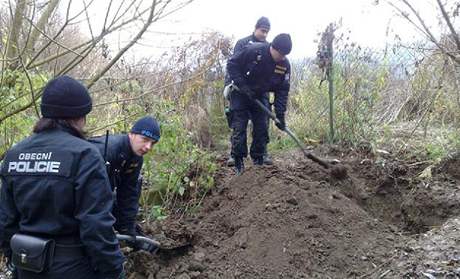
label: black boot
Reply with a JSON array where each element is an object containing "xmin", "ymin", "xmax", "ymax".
[
  {"xmin": 263, "ymin": 153, "xmax": 273, "ymax": 165},
  {"xmin": 252, "ymin": 157, "xmax": 264, "ymax": 166},
  {"xmin": 235, "ymin": 157, "xmax": 245, "ymax": 175},
  {"xmin": 226, "ymin": 155, "xmax": 235, "ymax": 167}
]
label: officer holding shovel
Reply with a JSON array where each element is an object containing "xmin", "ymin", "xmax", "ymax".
[{"xmin": 226, "ymin": 33, "xmax": 292, "ymax": 175}]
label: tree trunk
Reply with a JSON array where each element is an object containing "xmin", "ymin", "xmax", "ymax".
[
  {"xmin": 25, "ymin": 0, "xmax": 60, "ymax": 55},
  {"xmin": 6, "ymin": 0, "xmax": 27, "ymax": 68}
]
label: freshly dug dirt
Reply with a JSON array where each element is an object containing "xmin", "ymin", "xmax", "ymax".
[
  {"xmin": 1, "ymin": 148, "xmax": 459, "ymax": 279},
  {"xmin": 125, "ymin": 148, "xmax": 460, "ymax": 278}
]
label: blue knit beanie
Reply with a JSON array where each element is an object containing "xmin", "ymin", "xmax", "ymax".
[{"xmin": 130, "ymin": 116, "xmax": 160, "ymax": 141}]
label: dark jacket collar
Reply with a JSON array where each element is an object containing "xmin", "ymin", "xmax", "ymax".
[
  {"xmin": 263, "ymin": 43, "xmax": 275, "ymax": 64},
  {"xmin": 251, "ymin": 33, "xmax": 265, "ymax": 43},
  {"xmin": 56, "ymin": 123, "xmax": 85, "ymax": 139}
]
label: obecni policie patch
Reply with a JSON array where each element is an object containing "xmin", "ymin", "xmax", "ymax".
[
  {"xmin": 1, "ymin": 150, "xmax": 72, "ymax": 177},
  {"xmin": 8, "ymin": 160, "xmax": 60, "ymax": 173}
]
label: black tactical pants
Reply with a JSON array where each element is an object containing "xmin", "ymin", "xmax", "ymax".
[{"xmin": 231, "ymin": 103, "xmax": 268, "ymax": 160}]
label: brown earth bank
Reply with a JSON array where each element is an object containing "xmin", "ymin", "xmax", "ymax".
[
  {"xmin": 1, "ymin": 147, "xmax": 459, "ymax": 279},
  {"xmin": 125, "ymin": 147, "xmax": 460, "ymax": 279}
]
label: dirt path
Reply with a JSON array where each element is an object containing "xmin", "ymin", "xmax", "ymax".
[{"xmin": 126, "ymin": 148, "xmax": 460, "ymax": 278}]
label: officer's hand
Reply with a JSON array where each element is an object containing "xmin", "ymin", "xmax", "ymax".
[
  {"xmin": 275, "ymin": 116, "xmax": 286, "ymax": 131},
  {"xmin": 6, "ymin": 258, "xmax": 18, "ymax": 279},
  {"xmin": 117, "ymin": 226, "xmax": 139, "ymax": 251},
  {"xmin": 223, "ymin": 84, "xmax": 232, "ymax": 100},
  {"xmin": 118, "ymin": 269, "xmax": 126, "ymax": 279},
  {"xmin": 6, "ymin": 258, "xmax": 15, "ymax": 271},
  {"xmin": 134, "ymin": 238, "xmax": 159, "ymax": 254},
  {"xmin": 117, "ymin": 226, "xmax": 136, "ymax": 237}
]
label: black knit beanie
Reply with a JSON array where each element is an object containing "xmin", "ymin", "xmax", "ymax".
[
  {"xmin": 271, "ymin": 33, "xmax": 292, "ymax": 55},
  {"xmin": 255, "ymin": 17, "xmax": 270, "ymax": 30},
  {"xmin": 40, "ymin": 76, "xmax": 92, "ymax": 118}
]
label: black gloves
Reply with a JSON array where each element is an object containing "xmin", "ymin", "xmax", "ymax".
[
  {"xmin": 118, "ymin": 224, "xmax": 158, "ymax": 254},
  {"xmin": 275, "ymin": 115, "xmax": 286, "ymax": 131},
  {"xmin": 131, "ymin": 237, "xmax": 159, "ymax": 254},
  {"xmin": 240, "ymin": 85, "xmax": 257, "ymax": 99},
  {"xmin": 117, "ymin": 226, "xmax": 136, "ymax": 237},
  {"xmin": 118, "ymin": 270, "xmax": 126, "ymax": 279}
]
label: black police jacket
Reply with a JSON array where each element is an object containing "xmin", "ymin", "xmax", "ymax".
[
  {"xmin": 225, "ymin": 34, "xmax": 266, "ymax": 86},
  {"xmin": 227, "ymin": 42, "xmax": 291, "ymax": 118},
  {"xmin": 0, "ymin": 126, "xmax": 124, "ymax": 275},
  {"xmin": 234, "ymin": 34, "xmax": 265, "ymax": 54},
  {"xmin": 89, "ymin": 134, "xmax": 143, "ymax": 235}
]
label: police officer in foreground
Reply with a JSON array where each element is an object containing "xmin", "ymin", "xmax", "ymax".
[
  {"xmin": 227, "ymin": 33, "xmax": 292, "ymax": 175},
  {"xmin": 89, "ymin": 116, "xmax": 160, "ymax": 242},
  {"xmin": 0, "ymin": 76, "xmax": 125, "ymax": 278},
  {"xmin": 225, "ymin": 16, "xmax": 273, "ymax": 167}
]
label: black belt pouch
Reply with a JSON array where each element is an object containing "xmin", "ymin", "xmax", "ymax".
[{"xmin": 10, "ymin": 233, "xmax": 55, "ymax": 273}]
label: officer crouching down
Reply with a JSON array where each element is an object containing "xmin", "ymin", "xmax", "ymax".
[
  {"xmin": 0, "ymin": 76, "xmax": 125, "ymax": 279},
  {"xmin": 89, "ymin": 116, "xmax": 160, "ymax": 248}
]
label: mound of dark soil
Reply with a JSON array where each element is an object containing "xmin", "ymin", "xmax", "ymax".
[
  {"xmin": 124, "ymin": 148, "xmax": 460, "ymax": 278},
  {"xmin": 2, "ymin": 148, "xmax": 459, "ymax": 279}
]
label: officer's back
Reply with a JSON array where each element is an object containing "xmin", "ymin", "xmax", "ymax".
[
  {"xmin": 0, "ymin": 76, "xmax": 124, "ymax": 279},
  {"xmin": 2, "ymin": 129, "xmax": 103, "ymax": 236}
]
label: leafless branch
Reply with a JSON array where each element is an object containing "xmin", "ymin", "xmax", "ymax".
[
  {"xmin": 388, "ymin": 0, "xmax": 460, "ymax": 64},
  {"xmin": 25, "ymin": 0, "xmax": 60, "ymax": 53},
  {"xmin": 27, "ymin": 4, "xmax": 151, "ymax": 70},
  {"xmin": 0, "ymin": 89, "xmax": 44, "ymax": 124},
  {"xmin": 436, "ymin": 0, "xmax": 460, "ymax": 50},
  {"xmin": 83, "ymin": 0, "xmax": 95, "ymax": 40},
  {"xmin": 93, "ymin": 49, "xmax": 219, "ymax": 107},
  {"xmin": 56, "ymin": 42, "xmax": 96, "ymax": 76},
  {"xmin": 18, "ymin": 54, "xmax": 40, "ymax": 118},
  {"xmin": 87, "ymin": 112, "xmax": 142, "ymax": 134},
  {"xmin": 23, "ymin": 16, "xmax": 85, "ymax": 58},
  {"xmin": 87, "ymin": 0, "xmax": 158, "ymax": 89},
  {"xmin": 102, "ymin": 0, "xmax": 114, "ymax": 31},
  {"xmin": 19, "ymin": 0, "xmax": 37, "ymax": 58},
  {"xmin": 25, "ymin": 0, "xmax": 73, "ymax": 68}
]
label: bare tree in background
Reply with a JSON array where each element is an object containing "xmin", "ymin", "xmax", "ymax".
[
  {"xmin": 0, "ymin": 0, "xmax": 194, "ymax": 124},
  {"xmin": 380, "ymin": 0, "xmax": 460, "ymax": 121},
  {"xmin": 381, "ymin": 0, "xmax": 460, "ymax": 65}
]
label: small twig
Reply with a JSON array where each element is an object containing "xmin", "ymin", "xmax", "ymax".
[
  {"xmin": 18, "ymin": 54, "xmax": 40, "ymax": 118},
  {"xmin": 87, "ymin": 112, "xmax": 141, "ymax": 134},
  {"xmin": 358, "ymin": 255, "xmax": 396, "ymax": 278},
  {"xmin": 379, "ymin": 269, "xmax": 391, "ymax": 278},
  {"xmin": 406, "ymin": 160, "xmax": 433, "ymax": 167}
]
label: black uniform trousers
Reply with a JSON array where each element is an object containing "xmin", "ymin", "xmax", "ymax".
[{"xmin": 230, "ymin": 92, "xmax": 269, "ymax": 160}]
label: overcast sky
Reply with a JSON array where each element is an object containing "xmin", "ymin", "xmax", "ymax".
[
  {"xmin": 144, "ymin": 0, "xmax": 437, "ymax": 57},
  {"xmin": 71, "ymin": 0, "xmax": 437, "ymax": 59}
]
